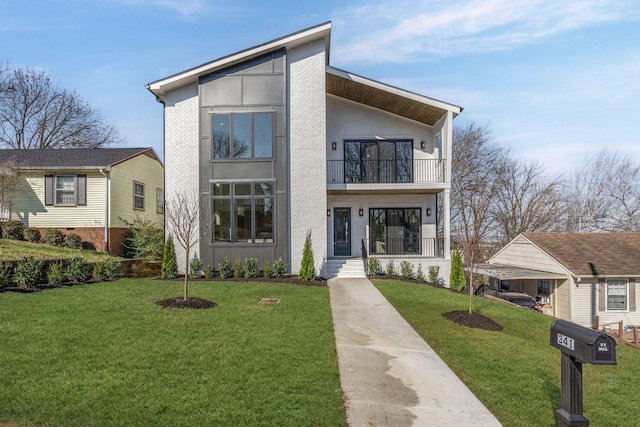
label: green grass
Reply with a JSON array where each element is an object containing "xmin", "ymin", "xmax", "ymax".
[
  {"xmin": 0, "ymin": 279, "xmax": 346, "ymax": 426},
  {"xmin": 373, "ymin": 279, "xmax": 640, "ymax": 427},
  {"xmin": 0, "ymin": 238, "xmax": 110, "ymax": 261}
]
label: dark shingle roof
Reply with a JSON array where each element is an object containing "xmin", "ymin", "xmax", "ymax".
[
  {"xmin": 0, "ymin": 148, "xmax": 160, "ymax": 169},
  {"xmin": 522, "ymin": 232, "xmax": 640, "ymax": 276}
]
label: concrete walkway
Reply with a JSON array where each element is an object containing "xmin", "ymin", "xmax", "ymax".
[{"xmin": 329, "ymin": 278, "xmax": 502, "ymax": 427}]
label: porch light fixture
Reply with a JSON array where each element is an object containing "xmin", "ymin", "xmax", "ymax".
[
  {"xmin": 426, "ymin": 208, "xmax": 432, "ymax": 216},
  {"xmin": 359, "ymin": 208, "xmax": 364, "ymax": 217},
  {"xmin": 327, "ymin": 209, "xmax": 331, "ymax": 217},
  {"xmin": 421, "ymin": 140, "xmax": 426, "ymax": 149},
  {"xmin": 331, "ymin": 141, "xmax": 337, "ymax": 150}
]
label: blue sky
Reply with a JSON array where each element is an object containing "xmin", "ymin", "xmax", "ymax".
[{"xmin": 2, "ymin": 0, "xmax": 639, "ymax": 175}]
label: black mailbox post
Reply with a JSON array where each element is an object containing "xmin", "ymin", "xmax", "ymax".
[{"xmin": 550, "ymin": 320, "xmax": 617, "ymax": 427}]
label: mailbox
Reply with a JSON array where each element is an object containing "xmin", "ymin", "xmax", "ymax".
[{"xmin": 550, "ymin": 320, "xmax": 616, "ymax": 365}]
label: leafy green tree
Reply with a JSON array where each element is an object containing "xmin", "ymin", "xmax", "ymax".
[
  {"xmin": 298, "ymin": 230, "xmax": 315, "ymax": 281},
  {"xmin": 450, "ymin": 250, "xmax": 465, "ymax": 291},
  {"xmin": 121, "ymin": 215, "xmax": 164, "ymax": 260},
  {"xmin": 161, "ymin": 236, "xmax": 178, "ymax": 279}
]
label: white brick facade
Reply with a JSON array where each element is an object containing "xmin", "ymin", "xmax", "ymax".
[{"xmin": 287, "ymin": 39, "xmax": 328, "ymax": 276}]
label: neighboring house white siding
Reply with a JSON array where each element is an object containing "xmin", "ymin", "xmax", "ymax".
[
  {"xmin": 10, "ymin": 171, "xmax": 106, "ymax": 228},
  {"xmin": 555, "ymin": 278, "xmax": 572, "ymax": 322},
  {"xmin": 164, "ymin": 83, "xmax": 199, "ymax": 272},
  {"xmin": 287, "ymin": 38, "xmax": 327, "ymax": 275}
]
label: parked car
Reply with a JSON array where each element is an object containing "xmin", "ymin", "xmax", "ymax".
[{"xmin": 500, "ymin": 292, "xmax": 542, "ymax": 311}]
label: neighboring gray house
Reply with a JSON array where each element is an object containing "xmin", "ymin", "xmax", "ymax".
[
  {"xmin": 147, "ymin": 22, "xmax": 461, "ymax": 279},
  {"xmin": 478, "ymin": 232, "xmax": 640, "ymax": 328}
]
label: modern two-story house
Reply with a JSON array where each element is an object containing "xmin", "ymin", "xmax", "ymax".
[{"xmin": 147, "ymin": 22, "xmax": 461, "ymax": 279}]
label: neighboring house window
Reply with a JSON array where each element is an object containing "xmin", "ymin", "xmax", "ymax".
[
  {"xmin": 211, "ymin": 181, "xmax": 274, "ymax": 244},
  {"xmin": 344, "ymin": 139, "xmax": 413, "ymax": 183},
  {"xmin": 44, "ymin": 174, "xmax": 86, "ymax": 207},
  {"xmin": 607, "ymin": 280, "xmax": 628, "ymax": 311},
  {"xmin": 156, "ymin": 188, "xmax": 164, "ymax": 214},
  {"xmin": 500, "ymin": 280, "xmax": 510, "ymax": 291},
  {"xmin": 537, "ymin": 280, "xmax": 550, "ymax": 296},
  {"xmin": 212, "ymin": 113, "xmax": 274, "ymax": 159},
  {"xmin": 134, "ymin": 182, "xmax": 145, "ymax": 210}
]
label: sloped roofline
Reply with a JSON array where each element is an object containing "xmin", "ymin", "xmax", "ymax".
[
  {"xmin": 326, "ymin": 66, "xmax": 462, "ymax": 116},
  {"xmin": 146, "ymin": 21, "xmax": 332, "ymax": 100},
  {"xmin": 488, "ymin": 233, "xmax": 573, "ymax": 276},
  {"xmin": 0, "ymin": 147, "xmax": 163, "ymax": 170}
]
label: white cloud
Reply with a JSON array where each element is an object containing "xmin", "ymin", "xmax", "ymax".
[{"xmin": 332, "ymin": 0, "xmax": 640, "ymax": 63}]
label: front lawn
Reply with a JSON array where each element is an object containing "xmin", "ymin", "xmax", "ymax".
[
  {"xmin": 373, "ymin": 279, "xmax": 640, "ymax": 427},
  {"xmin": 0, "ymin": 279, "xmax": 346, "ymax": 426},
  {"xmin": 0, "ymin": 238, "xmax": 110, "ymax": 261}
]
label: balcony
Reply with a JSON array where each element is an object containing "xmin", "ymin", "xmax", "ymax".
[
  {"xmin": 363, "ymin": 238, "xmax": 444, "ymax": 258},
  {"xmin": 327, "ymin": 159, "xmax": 446, "ymax": 185}
]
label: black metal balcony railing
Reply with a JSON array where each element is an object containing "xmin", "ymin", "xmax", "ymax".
[
  {"xmin": 327, "ymin": 159, "xmax": 446, "ymax": 184},
  {"xmin": 363, "ymin": 238, "xmax": 444, "ymax": 258}
]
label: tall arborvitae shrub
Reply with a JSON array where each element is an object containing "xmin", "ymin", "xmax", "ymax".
[
  {"xmin": 299, "ymin": 230, "xmax": 315, "ymax": 281},
  {"xmin": 161, "ymin": 236, "xmax": 178, "ymax": 279},
  {"xmin": 450, "ymin": 249, "xmax": 466, "ymax": 291}
]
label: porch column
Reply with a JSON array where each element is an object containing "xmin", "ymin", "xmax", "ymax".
[{"xmin": 443, "ymin": 188, "xmax": 451, "ymax": 259}]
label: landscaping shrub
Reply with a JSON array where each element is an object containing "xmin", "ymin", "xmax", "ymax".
[
  {"xmin": 14, "ymin": 256, "xmax": 43, "ymax": 288},
  {"xmin": 218, "ymin": 257, "xmax": 232, "ymax": 279},
  {"xmin": 244, "ymin": 257, "xmax": 259, "ymax": 279},
  {"xmin": 450, "ymin": 250, "xmax": 465, "ymax": 291},
  {"xmin": 189, "ymin": 254, "xmax": 203, "ymax": 279},
  {"xmin": 272, "ymin": 257, "xmax": 286, "ymax": 279},
  {"xmin": 385, "ymin": 260, "xmax": 395, "ymax": 276},
  {"xmin": 65, "ymin": 257, "xmax": 89, "ymax": 283},
  {"xmin": 298, "ymin": 230, "xmax": 315, "ymax": 281},
  {"xmin": 416, "ymin": 263, "xmax": 425, "ymax": 281},
  {"xmin": 262, "ymin": 261, "xmax": 273, "ymax": 278},
  {"xmin": 428, "ymin": 265, "xmax": 440, "ymax": 285},
  {"xmin": 103, "ymin": 257, "xmax": 121, "ymax": 280},
  {"xmin": 92, "ymin": 261, "xmax": 105, "ymax": 282},
  {"xmin": 47, "ymin": 262, "xmax": 65, "ymax": 285},
  {"xmin": 64, "ymin": 233, "xmax": 83, "ymax": 249},
  {"xmin": 400, "ymin": 261, "xmax": 414, "ymax": 279},
  {"xmin": 24, "ymin": 227, "xmax": 41, "ymax": 243},
  {"xmin": 0, "ymin": 262, "xmax": 12, "ymax": 287},
  {"xmin": 2, "ymin": 220, "xmax": 24, "ymax": 240},
  {"xmin": 204, "ymin": 264, "xmax": 214, "ymax": 279},
  {"xmin": 161, "ymin": 236, "xmax": 178, "ymax": 279},
  {"xmin": 121, "ymin": 215, "xmax": 164, "ymax": 260},
  {"xmin": 233, "ymin": 258, "xmax": 243, "ymax": 278},
  {"xmin": 367, "ymin": 258, "xmax": 381, "ymax": 276},
  {"xmin": 43, "ymin": 229, "xmax": 65, "ymax": 246}
]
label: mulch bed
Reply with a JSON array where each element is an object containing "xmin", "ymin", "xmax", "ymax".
[
  {"xmin": 156, "ymin": 297, "xmax": 218, "ymax": 309},
  {"xmin": 442, "ymin": 310, "xmax": 503, "ymax": 331}
]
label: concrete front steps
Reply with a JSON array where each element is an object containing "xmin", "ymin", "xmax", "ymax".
[{"xmin": 324, "ymin": 257, "xmax": 367, "ymax": 279}]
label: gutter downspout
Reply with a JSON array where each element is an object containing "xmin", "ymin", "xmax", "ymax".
[{"xmin": 99, "ymin": 166, "xmax": 111, "ymax": 254}]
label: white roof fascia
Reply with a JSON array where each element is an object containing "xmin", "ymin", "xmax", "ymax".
[
  {"xmin": 147, "ymin": 22, "xmax": 332, "ymax": 99},
  {"xmin": 326, "ymin": 66, "xmax": 462, "ymax": 115}
]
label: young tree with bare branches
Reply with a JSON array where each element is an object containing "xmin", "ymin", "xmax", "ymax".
[{"xmin": 164, "ymin": 191, "xmax": 214, "ymax": 301}]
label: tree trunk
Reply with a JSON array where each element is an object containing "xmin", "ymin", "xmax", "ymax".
[{"xmin": 183, "ymin": 247, "xmax": 190, "ymax": 301}]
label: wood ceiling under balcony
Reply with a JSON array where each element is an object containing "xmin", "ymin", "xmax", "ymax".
[{"xmin": 326, "ymin": 72, "xmax": 449, "ymax": 127}]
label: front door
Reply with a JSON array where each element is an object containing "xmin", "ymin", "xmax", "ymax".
[{"xmin": 334, "ymin": 207, "xmax": 351, "ymax": 256}]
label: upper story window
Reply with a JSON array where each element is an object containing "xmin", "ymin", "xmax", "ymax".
[
  {"xmin": 344, "ymin": 139, "xmax": 413, "ymax": 183},
  {"xmin": 212, "ymin": 113, "xmax": 273, "ymax": 159},
  {"xmin": 45, "ymin": 174, "xmax": 86, "ymax": 207},
  {"xmin": 134, "ymin": 182, "xmax": 145, "ymax": 210},
  {"xmin": 607, "ymin": 279, "xmax": 628, "ymax": 311}
]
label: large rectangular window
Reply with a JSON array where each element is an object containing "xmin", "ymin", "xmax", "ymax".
[
  {"xmin": 344, "ymin": 139, "xmax": 413, "ymax": 183},
  {"xmin": 133, "ymin": 182, "xmax": 145, "ymax": 210},
  {"xmin": 607, "ymin": 280, "xmax": 628, "ymax": 311},
  {"xmin": 212, "ymin": 113, "xmax": 274, "ymax": 159},
  {"xmin": 212, "ymin": 181, "xmax": 274, "ymax": 244},
  {"xmin": 369, "ymin": 208, "xmax": 421, "ymax": 255},
  {"xmin": 55, "ymin": 176, "xmax": 76, "ymax": 205}
]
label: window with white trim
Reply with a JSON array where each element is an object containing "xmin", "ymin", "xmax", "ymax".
[
  {"xmin": 156, "ymin": 188, "xmax": 164, "ymax": 214},
  {"xmin": 44, "ymin": 174, "xmax": 86, "ymax": 207},
  {"xmin": 607, "ymin": 280, "xmax": 628, "ymax": 311},
  {"xmin": 133, "ymin": 182, "xmax": 145, "ymax": 210}
]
